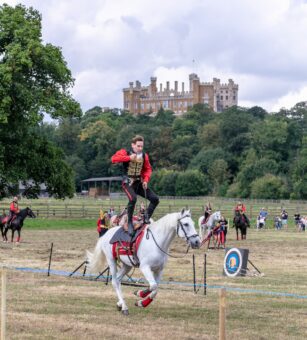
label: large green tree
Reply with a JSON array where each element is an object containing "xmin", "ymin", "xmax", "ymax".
[{"xmin": 0, "ymin": 4, "xmax": 81, "ymax": 198}]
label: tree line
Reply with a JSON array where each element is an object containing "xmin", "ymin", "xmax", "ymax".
[{"xmin": 42, "ymin": 102, "xmax": 307, "ymax": 199}]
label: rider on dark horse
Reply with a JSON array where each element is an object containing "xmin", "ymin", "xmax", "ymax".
[
  {"xmin": 7, "ymin": 196, "xmax": 20, "ymax": 227},
  {"xmin": 111, "ymin": 135, "xmax": 159, "ymax": 237},
  {"xmin": 234, "ymin": 201, "xmax": 250, "ymax": 227}
]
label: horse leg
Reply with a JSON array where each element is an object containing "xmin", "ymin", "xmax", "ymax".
[
  {"xmin": 243, "ymin": 227, "xmax": 247, "ymax": 240},
  {"xmin": 135, "ymin": 269, "xmax": 163, "ymax": 299},
  {"xmin": 136, "ymin": 265, "xmax": 158, "ymax": 308},
  {"xmin": 236, "ymin": 227, "xmax": 239, "ymax": 241},
  {"xmin": 16, "ymin": 229, "xmax": 21, "ymax": 243},
  {"xmin": 11, "ymin": 229, "xmax": 15, "ymax": 243},
  {"xmin": 108, "ymin": 260, "xmax": 129, "ymax": 315},
  {"xmin": 3, "ymin": 227, "xmax": 8, "ymax": 242}
]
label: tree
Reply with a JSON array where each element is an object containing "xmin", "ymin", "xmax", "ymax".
[
  {"xmin": 290, "ymin": 136, "xmax": 307, "ymax": 199},
  {"xmin": 208, "ymin": 159, "xmax": 230, "ymax": 196},
  {"xmin": 250, "ymin": 174, "xmax": 289, "ymax": 199},
  {"xmin": 0, "ymin": 4, "xmax": 81, "ymax": 198},
  {"xmin": 175, "ymin": 170, "xmax": 210, "ymax": 196}
]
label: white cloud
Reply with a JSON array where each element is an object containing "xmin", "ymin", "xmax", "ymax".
[
  {"xmin": 1, "ymin": 0, "xmax": 307, "ymax": 112},
  {"xmin": 271, "ymin": 86, "xmax": 307, "ymax": 112}
]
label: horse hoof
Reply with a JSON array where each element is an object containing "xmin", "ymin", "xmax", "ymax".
[{"xmin": 122, "ymin": 309, "xmax": 129, "ymax": 316}]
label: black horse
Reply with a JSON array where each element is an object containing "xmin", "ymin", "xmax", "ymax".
[
  {"xmin": 0, "ymin": 207, "xmax": 36, "ymax": 243},
  {"xmin": 233, "ymin": 211, "xmax": 249, "ymax": 240}
]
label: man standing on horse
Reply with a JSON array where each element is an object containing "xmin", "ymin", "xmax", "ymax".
[
  {"xmin": 7, "ymin": 196, "xmax": 20, "ymax": 226},
  {"xmin": 111, "ymin": 135, "xmax": 159, "ymax": 237}
]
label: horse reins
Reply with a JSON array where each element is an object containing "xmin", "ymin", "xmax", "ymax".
[{"xmin": 146, "ymin": 215, "xmax": 197, "ymax": 259}]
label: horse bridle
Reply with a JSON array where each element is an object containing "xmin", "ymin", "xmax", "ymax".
[
  {"xmin": 146, "ymin": 213, "xmax": 198, "ymax": 259},
  {"xmin": 176, "ymin": 214, "xmax": 198, "ymax": 242}
]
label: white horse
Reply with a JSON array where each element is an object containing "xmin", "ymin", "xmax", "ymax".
[
  {"xmin": 87, "ymin": 209, "xmax": 200, "ymax": 315},
  {"xmin": 198, "ymin": 211, "xmax": 222, "ymax": 241}
]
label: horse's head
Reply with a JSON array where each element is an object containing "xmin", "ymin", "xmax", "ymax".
[
  {"xmin": 213, "ymin": 211, "xmax": 222, "ymax": 221},
  {"xmin": 26, "ymin": 207, "xmax": 36, "ymax": 218},
  {"xmin": 177, "ymin": 209, "xmax": 200, "ymax": 249}
]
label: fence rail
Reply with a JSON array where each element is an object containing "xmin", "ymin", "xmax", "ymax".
[{"xmin": 1, "ymin": 197, "xmax": 306, "ymax": 220}]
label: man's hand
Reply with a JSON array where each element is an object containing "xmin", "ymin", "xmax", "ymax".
[
  {"xmin": 130, "ymin": 153, "xmax": 137, "ymax": 161},
  {"xmin": 142, "ymin": 181, "xmax": 148, "ymax": 190}
]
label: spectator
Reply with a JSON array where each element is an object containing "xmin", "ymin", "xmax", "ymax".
[
  {"xmin": 294, "ymin": 213, "xmax": 301, "ymax": 230},
  {"xmin": 97, "ymin": 211, "xmax": 110, "ymax": 238},
  {"xmin": 274, "ymin": 215, "xmax": 282, "ymax": 230},
  {"xmin": 218, "ymin": 216, "xmax": 228, "ymax": 240},
  {"xmin": 259, "ymin": 208, "xmax": 268, "ymax": 219},
  {"xmin": 280, "ymin": 209, "xmax": 288, "ymax": 230}
]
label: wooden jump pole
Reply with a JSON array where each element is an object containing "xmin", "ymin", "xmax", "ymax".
[
  {"xmin": 204, "ymin": 253, "xmax": 207, "ymax": 296},
  {"xmin": 1, "ymin": 268, "xmax": 7, "ymax": 340},
  {"xmin": 47, "ymin": 243, "xmax": 53, "ymax": 277},
  {"xmin": 192, "ymin": 254, "xmax": 196, "ymax": 293},
  {"xmin": 219, "ymin": 288, "xmax": 226, "ymax": 340}
]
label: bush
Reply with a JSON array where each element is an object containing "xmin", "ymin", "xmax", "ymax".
[
  {"xmin": 250, "ymin": 174, "xmax": 289, "ymax": 199},
  {"xmin": 175, "ymin": 170, "xmax": 210, "ymax": 196}
]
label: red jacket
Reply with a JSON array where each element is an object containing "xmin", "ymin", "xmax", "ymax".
[
  {"xmin": 97, "ymin": 218, "xmax": 108, "ymax": 233},
  {"xmin": 10, "ymin": 202, "xmax": 19, "ymax": 214},
  {"xmin": 111, "ymin": 149, "xmax": 152, "ymax": 183},
  {"xmin": 235, "ymin": 204, "xmax": 246, "ymax": 213}
]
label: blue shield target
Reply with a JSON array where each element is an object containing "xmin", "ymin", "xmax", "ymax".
[{"xmin": 223, "ymin": 248, "xmax": 249, "ymax": 277}]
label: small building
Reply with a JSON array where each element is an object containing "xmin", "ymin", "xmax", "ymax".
[
  {"xmin": 80, "ymin": 176, "xmax": 123, "ymax": 197},
  {"xmin": 19, "ymin": 181, "xmax": 48, "ymax": 197}
]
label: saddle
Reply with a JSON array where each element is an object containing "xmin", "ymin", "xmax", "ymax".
[{"xmin": 110, "ymin": 226, "xmax": 146, "ymax": 265}]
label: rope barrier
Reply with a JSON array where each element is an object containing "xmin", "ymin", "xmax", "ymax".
[{"xmin": 13, "ymin": 266, "xmax": 307, "ymax": 299}]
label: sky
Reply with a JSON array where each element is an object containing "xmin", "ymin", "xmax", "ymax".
[{"xmin": 2, "ymin": 0, "xmax": 307, "ymax": 113}]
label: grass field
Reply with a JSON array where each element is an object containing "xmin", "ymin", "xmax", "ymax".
[{"xmin": 1, "ymin": 220, "xmax": 306, "ymax": 339}]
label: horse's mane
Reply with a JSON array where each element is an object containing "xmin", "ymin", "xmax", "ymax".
[{"xmin": 149, "ymin": 212, "xmax": 179, "ymax": 232}]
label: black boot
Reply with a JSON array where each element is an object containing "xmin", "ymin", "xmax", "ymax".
[
  {"xmin": 127, "ymin": 203, "xmax": 135, "ymax": 237},
  {"xmin": 143, "ymin": 212, "xmax": 151, "ymax": 224},
  {"xmin": 128, "ymin": 221, "xmax": 135, "ymax": 237}
]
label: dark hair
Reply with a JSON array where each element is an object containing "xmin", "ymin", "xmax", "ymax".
[{"xmin": 131, "ymin": 135, "xmax": 144, "ymax": 144}]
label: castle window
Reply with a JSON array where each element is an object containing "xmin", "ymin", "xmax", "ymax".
[
  {"xmin": 233, "ymin": 96, "xmax": 236, "ymax": 100},
  {"xmin": 221, "ymin": 96, "xmax": 223, "ymax": 100},
  {"xmin": 226, "ymin": 96, "xmax": 228, "ymax": 100}
]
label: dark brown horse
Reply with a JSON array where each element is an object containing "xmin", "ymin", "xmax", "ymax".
[
  {"xmin": 0, "ymin": 207, "xmax": 36, "ymax": 243},
  {"xmin": 233, "ymin": 211, "xmax": 249, "ymax": 240}
]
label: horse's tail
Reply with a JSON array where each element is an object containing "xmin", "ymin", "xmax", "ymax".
[{"xmin": 86, "ymin": 239, "xmax": 106, "ymax": 273}]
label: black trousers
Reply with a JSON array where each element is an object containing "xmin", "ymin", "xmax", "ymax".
[{"xmin": 122, "ymin": 180, "xmax": 159, "ymax": 223}]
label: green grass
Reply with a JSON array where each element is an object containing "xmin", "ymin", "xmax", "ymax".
[{"xmin": 24, "ymin": 218, "xmax": 96, "ymax": 229}]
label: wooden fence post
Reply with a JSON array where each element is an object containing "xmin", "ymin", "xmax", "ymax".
[
  {"xmin": 1, "ymin": 268, "xmax": 7, "ymax": 340},
  {"xmin": 219, "ymin": 288, "xmax": 226, "ymax": 340}
]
